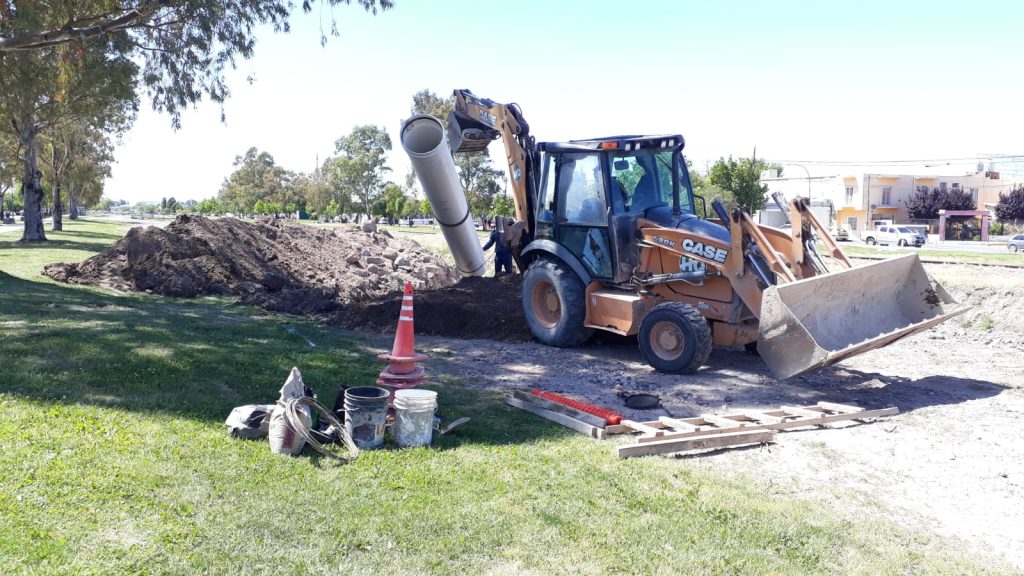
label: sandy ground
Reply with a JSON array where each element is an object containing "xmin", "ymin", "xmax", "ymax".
[{"xmin": 363, "ymin": 261, "xmax": 1024, "ymax": 569}]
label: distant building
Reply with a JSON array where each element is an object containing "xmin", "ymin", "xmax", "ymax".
[
  {"xmin": 184, "ymin": 199, "xmax": 198, "ymax": 208},
  {"xmin": 758, "ymin": 169, "xmax": 838, "ymax": 229},
  {"xmin": 760, "ymin": 167, "xmax": 1020, "ymax": 233}
]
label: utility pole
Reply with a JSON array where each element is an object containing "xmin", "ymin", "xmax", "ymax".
[
  {"xmin": 786, "ymin": 162, "xmax": 812, "ymax": 205},
  {"xmin": 751, "ymin": 146, "xmax": 757, "ymax": 214}
]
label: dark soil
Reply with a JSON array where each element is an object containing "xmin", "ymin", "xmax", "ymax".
[
  {"xmin": 43, "ymin": 216, "xmax": 533, "ymax": 341},
  {"xmin": 345, "ymin": 274, "xmax": 532, "ymax": 341},
  {"xmin": 44, "ymin": 215, "xmax": 459, "ymax": 316}
]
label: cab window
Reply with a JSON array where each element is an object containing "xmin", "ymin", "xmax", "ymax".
[
  {"xmin": 557, "ymin": 154, "xmax": 606, "ymax": 226},
  {"xmin": 537, "ymin": 153, "xmax": 555, "ymax": 223},
  {"xmin": 609, "ymin": 149, "xmax": 693, "ymax": 215}
]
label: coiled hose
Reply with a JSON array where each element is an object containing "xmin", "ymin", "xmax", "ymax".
[{"xmin": 283, "ymin": 396, "xmax": 359, "ymax": 462}]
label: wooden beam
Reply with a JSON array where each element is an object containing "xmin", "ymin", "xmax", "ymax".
[
  {"xmin": 617, "ymin": 430, "xmax": 775, "ymax": 458},
  {"xmin": 702, "ymin": 414, "xmax": 746, "ymax": 429},
  {"xmin": 510, "ymin": 391, "xmax": 608, "ymax": 428},
  {"xmin": 605, "ymin": 404, "xmax": 899, "ymax": 440},
  {"xmin": 633, "ymin": 407, "xmax": 899, "ymax": 443},
  {"xmin": 781, "ymin": 406, "xmax": 828, "ymax": 419},
  {"xmin": 817, "ymin": 401, "xmax": 865, "ymax": 414},
  {"xmin": 620, "ymin": 419, "xmax": 664, "ymax": 437},
  {"xmin": 657, "ymin": 416, "xmax": 700, "ymax": 431},
  {"xmin": 745, "ymin": 412, "xmax": 783, "ymax": 424},
  {"xmin": 505, "ymin": 397, "xmax": 606, "ymax": 439}
]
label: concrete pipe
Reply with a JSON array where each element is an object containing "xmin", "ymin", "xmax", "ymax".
[{"xmin": 401, "ymin": 115, "xmax": 486, "ymax": 276}]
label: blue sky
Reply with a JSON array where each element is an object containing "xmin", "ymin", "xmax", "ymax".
[{"xmin": 107, "ymin": 0, "xmax": 1024, "ymax": 203}]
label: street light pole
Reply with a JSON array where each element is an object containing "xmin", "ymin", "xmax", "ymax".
[{"xmin": 786, "ymin": 163, "xmax": 812, "ymax": 204}]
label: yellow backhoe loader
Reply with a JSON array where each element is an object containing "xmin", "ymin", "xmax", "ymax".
[{"xmin": 401, "ymin": 89, "xmax": 967, "ymax": 379}]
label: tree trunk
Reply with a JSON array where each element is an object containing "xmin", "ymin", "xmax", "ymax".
[
  {"xmin": 69, "ymin": 184, "xmax": 78, "ymax": 220},
  {"xmin": 51, "ymin": 179, "xmax": 63, "ymax": 231},
  {"xmin": 19, "ymin": 117, "xmax": 46, "ymax": 242},
  {"xmin": 0, "ymin": 190, "xmax": 6, "ymax": 220}
]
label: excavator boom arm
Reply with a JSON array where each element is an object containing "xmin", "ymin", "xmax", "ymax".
[{"xmin": 449, "ymin": 89, "xmax": 537, "ymax": 233}]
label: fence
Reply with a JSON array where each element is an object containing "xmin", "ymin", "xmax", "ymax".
[
  {"xmin": 904, "ymin": 219, "xmax": 943, "ymax": 235},
  {"xmin": 989, "ymin": 219, "xmax": 1023, "ymax": 236}
]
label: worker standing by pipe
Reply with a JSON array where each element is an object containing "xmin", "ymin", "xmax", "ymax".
[{"xmin": 483, "ymin": 217, "xmax": 515, "ymax": 275}]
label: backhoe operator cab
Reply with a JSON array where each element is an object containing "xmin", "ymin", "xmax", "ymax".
[
  {"xmin": 532, "ymin": 136, "xmax": 697, "ymax": 284},
  {"xmin": 519, "ymin": 135, "xmax": 742, "ymax": 374}
]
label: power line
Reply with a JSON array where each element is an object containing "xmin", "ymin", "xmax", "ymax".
[{"xmin": 775, "ymin": 154, "xmax": 1024, "ymax": 166}]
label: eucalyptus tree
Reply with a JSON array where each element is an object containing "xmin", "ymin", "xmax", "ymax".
[
  {"xmin": 0, "ymin": 133, "xmax": 17, "ymax": 220},
  {"xmin": 65, "ymin": 128, "xmax": 115, "ymax": 219},
  {"xmin": 218, "ymin": 148, "xmax": 291, "ymax": 214},
  {"xmin": 326, "ymin": 125, "xmax": 392, "ymax": 217},
  {"xmin": 0, "ymin": 0, "xmax": 393, "ymax": 240}
]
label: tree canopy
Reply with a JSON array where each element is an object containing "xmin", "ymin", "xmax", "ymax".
[
  {"xmin": 0, "ymin": 0, "xmax": 393, "ymax": 123},
  {"xmin": 326, "ymin": 125, "xmax": 392, "ymax": 216},
  {"xmin": 904, "ymin": 186, "xmax": 977, "ymax": 219},
  {"xmin": 707, "ymin": 156, "xmax": 779, "ymax": 212},
  {"xmin": 218, "ymin": 148, "xmax": 293, "ymax": 213},
  {"xmin": 994, "ymin": 185, "xmax": 1024, "ymax": 221},
  {"xmin": 0, "ymin": 0, "xmax": 393, "ymax": 240}
]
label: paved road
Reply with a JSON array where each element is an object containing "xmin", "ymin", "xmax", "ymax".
[{"xmin": 846, "ymin": 238, "xmax": 1017, "ymax": 254}]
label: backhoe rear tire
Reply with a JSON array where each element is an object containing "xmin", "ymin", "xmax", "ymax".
[
  {"xmin": 638, "ymin": 302, "xmax": 712, "ymax": 374},
  {"xmin": 522, "ymin": 258, "xmax": 593, "ymax": 347}
]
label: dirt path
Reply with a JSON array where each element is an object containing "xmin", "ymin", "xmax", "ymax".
[
  {"xmin": 356, "ymin": 265, "xmax": 1024, "ymax": 568},
  {"xmin": 402, "ymin": 334, "xmax": 1024, "ymax": 568}
]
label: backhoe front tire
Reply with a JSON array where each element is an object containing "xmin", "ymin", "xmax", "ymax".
[
  {"xmin": 638, "ymin": 302, "xmax": 712, "ymax": 374},
  {"xmin": 522, "ymin": 258, "xmax": 593, "ymax": 347}
]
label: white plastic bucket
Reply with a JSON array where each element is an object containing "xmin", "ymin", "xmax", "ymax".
[{"xmin": 393, "ymin": 389, "xmax": 438, "ymax": 448}]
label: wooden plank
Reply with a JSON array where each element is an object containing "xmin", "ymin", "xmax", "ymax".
[
  {"xmin": 620, "ymin": 419, "xmax": 664, "ymax": 437},
  {"xmin": 505, "ymin": 397, "xmax": 606, "ymax": 440},
  {"xmin": 607, "ymin": 404, "xmax": 897, "ymax": 440},
  {"xmin": 781, "ymin": 405, "xmax": 828, "ymax": 419},
  {"xmin": 702, "ymin": 414, "xmax": 747, "ymax": 429},
  {"xmin": 817, "ymin": 401, "xmax": 865, "ymax": 414},
  {"xmin": 657, "ymin": 416, "xmax": 700, "ymax": 431},
  {"xmin": 510, "ymin": 391, "xmax": 608, "ymax": 428},
  {"xmin": 633, "ymin": 406, "xmax": 899, "ymax": 443},
  {"xmin": 745, "ymin": 412, "xmax": 783, "ymax": 424},
  {"xmin": 617, "ymin": 430, "xmax": 775, "ymax": 459},
  {"xmin": 604, "ymin": 423, "xmax": 638, "ymax": 435}
]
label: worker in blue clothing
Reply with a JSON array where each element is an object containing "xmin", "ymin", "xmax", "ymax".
[{"xmin": 482, "ymin": 218, "xmax": 515, "ymax": 275}]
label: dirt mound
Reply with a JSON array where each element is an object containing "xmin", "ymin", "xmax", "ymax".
[
  {"xmin": 937, "ymin": 284, "xmax": 1024, "ymax": 347},
  {"xmin": 44, "ymin": 216, "xmax": 460, "ymax": 314},
  {"xmin": 345, "ymin": 274, "xmax": 532, "ymax": 341}
]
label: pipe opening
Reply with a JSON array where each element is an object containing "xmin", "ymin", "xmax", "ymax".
[{"xmin": 401, "ymin": 116, "xmax": 444, "ymax": 155}]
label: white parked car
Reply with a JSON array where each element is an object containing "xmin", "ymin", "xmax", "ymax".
[
  {"xmin": 863, "ymin": 225, "xmax": 925, "ymax": 247},
  {"xmin": 828, "ymin": 227, "xmax": 850, "ymax": 241}
]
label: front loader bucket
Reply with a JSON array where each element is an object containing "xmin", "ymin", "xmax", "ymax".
[{"xmin": 757, "ymin": 254, "xmax": 968, "ymax": 380}]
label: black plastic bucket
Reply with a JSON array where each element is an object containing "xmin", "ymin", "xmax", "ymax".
[{"xmin": 343, "ymin": 386, "xmax": 389, "ymax": 449}]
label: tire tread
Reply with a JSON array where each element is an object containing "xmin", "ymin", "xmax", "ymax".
[{"xmin": 638, "ymin": 302, "xmax": 712, "ymax": 374}]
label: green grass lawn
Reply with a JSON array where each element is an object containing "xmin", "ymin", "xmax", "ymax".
[{"xmin": 0, "ymin": 219, "xmax": 1008, "ymax": 575}]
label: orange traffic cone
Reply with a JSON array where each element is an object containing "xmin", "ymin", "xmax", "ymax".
[{"xmin": 377, "ymin": 282, "xmax": 428, "ymax": 390}]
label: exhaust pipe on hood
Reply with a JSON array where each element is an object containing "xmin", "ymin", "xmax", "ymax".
[{"xmin": 400, "ymin": 115, "xmax": 486, "ymax": 277}]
